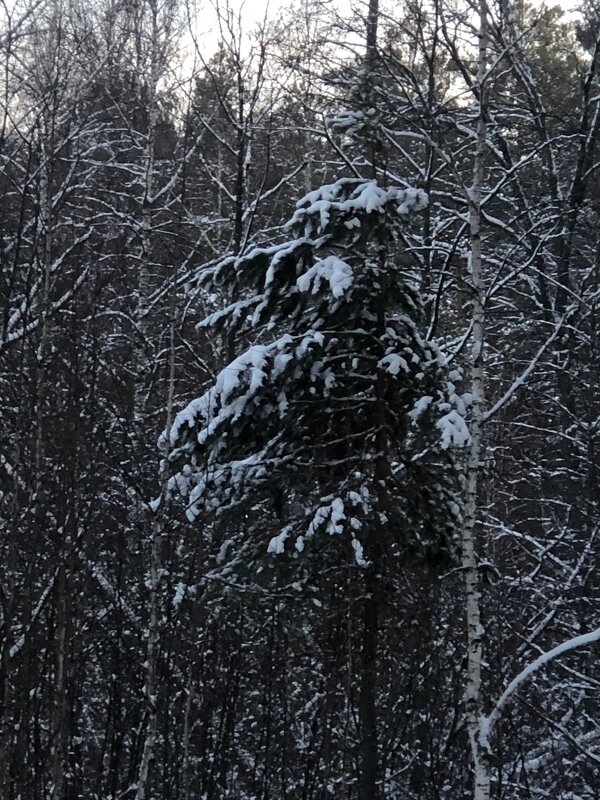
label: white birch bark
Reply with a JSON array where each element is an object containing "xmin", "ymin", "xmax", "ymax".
[
  {"xmin": 133, "ymin": 0, "xmax": 160, "ymax": 422},
  {"xmin": 463, "ymin": 1, "xmax": 491, "ymax": 799},
  {"xmin": 135, "ymin": 311, "xmax": 177, "ymax": 800},
  {"xmin": 134, "ymin": 4, "xmax": 174, "ymax": 797}
]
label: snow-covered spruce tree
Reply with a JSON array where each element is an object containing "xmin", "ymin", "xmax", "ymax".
[
  {"xmin": 169, "ymin": 179, "xmax": 468, "ymax": 544},
  {"xmin": 167, "ymin": 174, "xmax": 468, "ymax": 796}
]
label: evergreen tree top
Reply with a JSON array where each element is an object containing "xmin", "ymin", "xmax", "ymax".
[
  {"xmin": 167, "ymin": 175, "xmax": 467, "ymax": 565},
  {"xmin": 195, "ymin": 177, "xmax": 428, "ymax": 333}
]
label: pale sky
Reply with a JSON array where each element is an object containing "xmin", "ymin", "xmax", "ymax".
[
  {"xmin": 193, "ymin": 0, "xmax": 289, "ymax": 50},
  {"xmin": 192, "ymin": 0, "xmax": 582, "ymax": 58}
]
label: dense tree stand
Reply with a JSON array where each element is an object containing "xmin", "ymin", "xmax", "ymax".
[{"xmin": 0, "ymin": 1, "xmax": 599, "ymax": 798}]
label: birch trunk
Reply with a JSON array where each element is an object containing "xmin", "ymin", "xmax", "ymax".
[
  {"xmin": 134, "ymin": 5, "xmax": 169, "ymax": 797},
  {"xmin": 133, "ymin": 0, "xmax": 160, "ymax": 423},
  {"xmin": 463, "ymin": 1, "xmax": 492, "ymax": 798},
  {"xmin": 135, "ymin": 310, "xmax": 176, "ymax": 800}
]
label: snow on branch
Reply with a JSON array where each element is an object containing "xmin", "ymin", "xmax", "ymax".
[
  {"xmin": 483, "ymin": 307, "xmax": 576, "ymax": 423},
  {"xmin": 483, "ymin": 627, "xmax": 600, "ymax": 745},
  {"xmin": 296, "ymin": 256, "xmax": 353, "ymax": 299},
  {"xmin": 287, "ymin": 178, "xmax": 428, "ymax": 236}
]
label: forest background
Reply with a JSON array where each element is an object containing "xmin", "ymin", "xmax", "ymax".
[{"xmin": 0, "ymin": 0, "xmax": 598, "ymax": 798}]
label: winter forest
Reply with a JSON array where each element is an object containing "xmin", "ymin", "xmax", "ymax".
[{"xmin": 1, "ymin": 0, "xmax": 599, "ymax": 797}]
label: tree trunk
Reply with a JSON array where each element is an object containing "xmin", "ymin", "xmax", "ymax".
[
  {"xmin": 134, "ymin": 5, "xmax": 170, "ymax": 798},
  {"xmin": 359, "ymin": 565, "xmax": 379, "ymax": 800},
  {"xmin": 463, "ymin": 1, "xmax": 492, "ymax": 798},
  {"xmin": 135, "ymin": 228, "xmax": 178, "ymax": 800},
  {"xmin": 50, "ymin": 564, "xmax": 69, "ymax": 800}
]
